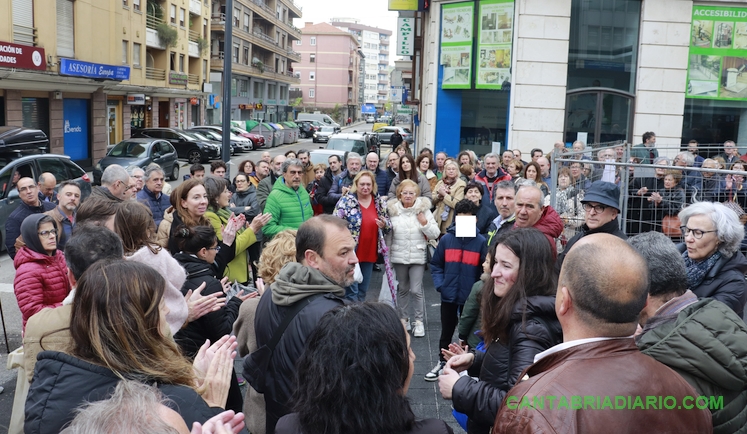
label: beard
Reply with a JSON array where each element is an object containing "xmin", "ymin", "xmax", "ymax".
[{"xmin": 63, "ymin": 203, "xmax": 77, "ymax": 212}]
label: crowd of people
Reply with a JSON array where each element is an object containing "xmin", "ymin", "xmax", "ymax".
[{"xmin": 6, "ymin": 137, "xmax": 747, "ymax": 434}]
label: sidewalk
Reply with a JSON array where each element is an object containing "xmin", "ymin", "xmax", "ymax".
[{"xmin": 363, "ymin": 266, "xmax": 466, "ymax": 433}]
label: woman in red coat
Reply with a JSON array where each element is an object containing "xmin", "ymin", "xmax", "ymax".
[{"xmin": 13, "ymin": 214, "xmax": 70, "ymax": 332}]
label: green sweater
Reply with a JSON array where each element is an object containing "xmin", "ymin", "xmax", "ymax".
[
  {"xmin": 458, "ymin": 279, "xmax": 485, "ymax": 349},
  {"xmin": 637, "ymin": 298, "xmax": 747, "ymax": 434},
  {"xmin": 262, "ymin": 177, "xmax": 312, "ymax": 239},
  {"xmin": 206, "ymin": 208, "xmax": 257, "ymax": 284}
]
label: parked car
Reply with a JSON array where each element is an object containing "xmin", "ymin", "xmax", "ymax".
[
  {"xmin": 296, "ymin": 113, "xmax": 341, "ymax": 131},
  {"xmin": 297, "ymin": 120, "xmax": 318, "ymax": 138},
  {"xmin": 131, "ymin": 128, "xmax": 221, "ymax": 164},
  {"xmin": 326, "ymin": 132, "xmax": 379, "ymax": 156},
  {"xmin": 0, "ymin": 126, "xmax": 49, "ymax": 152},
  {"xmin": 312, "ymin": 126, "xmax": 336, "ymax": 143},
  {"xmin": 365, "ymin": 115, "xmax": 376, "ymax": 124},
  {"xmin": 309, "ymin": 149, "xmax": 348, "ymax": 167},
  {"xmin": 194, "ymin": 125, "xmax": 264, "ymax": 150},
  {"xmin": 373, "ymin": 126, "xmax": 414, "ymax": 145},
  {"xmin": 188, "ymin": 129, "xmax": 240, "ymax": 154},
  {"xmin": 0, "ymin": 152, "xmax": 92, "ymax": 251},
  {"xmin": 94, "ymin": 138, "xmax": 180, "ymax": 185}
]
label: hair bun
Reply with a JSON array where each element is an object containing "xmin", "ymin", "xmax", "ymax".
[{"xmin": 175, "ymin": 225, "xmax": 192, "ymax": 238}]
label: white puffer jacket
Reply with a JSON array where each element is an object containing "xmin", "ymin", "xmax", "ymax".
[{"xmin": 387, "ymin": 197, "xmax": 440, "ymax": 265}]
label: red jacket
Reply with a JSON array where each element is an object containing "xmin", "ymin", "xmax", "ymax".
[{"xmin": 13, "ymin": 247, "xmax": 70, "ymax": 332}]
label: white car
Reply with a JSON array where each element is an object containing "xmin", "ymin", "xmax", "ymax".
[{"xmin": 365, "ymin": 115, "xmax": 375, "ymax": 123}]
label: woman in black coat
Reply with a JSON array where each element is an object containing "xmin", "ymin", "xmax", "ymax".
[
  {"xmin": 172, "ymin": 224, "xmax": 256, "ymax": 413},
  {"xmin": 438, "ymin": 229, "xmax": 562, "ymax": 434}
]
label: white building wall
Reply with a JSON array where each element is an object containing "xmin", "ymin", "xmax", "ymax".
[{"xmin": 419, "ymin": 3, "xmax": 442, "ymax": 154}]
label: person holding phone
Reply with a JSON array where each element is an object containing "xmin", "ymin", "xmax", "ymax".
[{"xmin": 173, "ymin": 224, "xmax": 257, "ymax": 414}]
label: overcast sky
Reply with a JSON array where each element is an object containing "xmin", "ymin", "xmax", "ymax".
[{"xmin": 292, "ymin": 0, "xmax": 399, "ymax": 34}]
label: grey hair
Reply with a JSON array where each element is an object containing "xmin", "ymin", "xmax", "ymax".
[
  {"xmin": 60, "ymin": 380, "xmax": 180, "ymax": 434},
  {"xmin": 495, "ymin": 180, "xmax": 517, "ymax": 192},
  {"xmin": 346, "ymin": 152, "xmax": 362, "ymax": 165},
  {"xmin": 653, "ymin": 156, "xmax": 671, "ymax": 165},
  {"xmin": 282, "ymin": 158, "xmax": 304, "ymax": 173},
  {"xmin": 483, "ymin": 152, "xmax": 499, "ymax": 162},
  {"xmin": 627, "ymin": 232, "xmax": 688, "ymax": 297},
  {"xmin": 101, "ymin": 164, "xmax": 130, "ymax": 187},
  {"xmin": 126, "ymin": 166, "xmax": 145, "ymax": 176},
  {"xmin": 38, "ymin": 173, "xmax": 55, "ymax": 184},
  {"xmin": 572, "ymin": 140, "xmax": 586, "ymax": 149},
  {"xmin": 678, "ymin": 202, "xmax": 744, "ymax": 257},
  {"xmin": 516, "ymin": 180, "xmax": 544, "ymax": 206},
  {"xmin": 143, "ymin": 164, "xmax": 165, "ymax": 181},
  {"xmin": 676, "ymin": 152, "xmax": 694, "ymax": 167}
]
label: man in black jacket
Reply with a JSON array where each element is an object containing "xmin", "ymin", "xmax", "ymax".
[
  {"xmin": 5, "ymin": 177, "xmax": 56, "ymax": 258},
  {"xmin": 556, "ymin": 180, "xmax": 627, "ymax": 271},
  {"xmin": 315, "ymin": 154, "xmax": 343, "ymax": 214},
  {"xmin": 246, "ymin": 215, "xmax": 352, "ymax": 433},
  {"xmin": 365, "ymin": 152, "xmax": 389, "ymax": 197}
]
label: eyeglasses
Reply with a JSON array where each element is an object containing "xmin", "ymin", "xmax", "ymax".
[
  {"xmin": 583, "ymin": 203, "xmax": 608, "ymax": 213},
  {"xmin": 680, "ymin": 226, "xmax": 717, "ymax": 239},
  {"xmin": 38, "ymin": 229, "xmax": 57, "ymax": 237},
  {"xmin": 208, "ymin": 245, "xmax": 221, "ymax": 252}
]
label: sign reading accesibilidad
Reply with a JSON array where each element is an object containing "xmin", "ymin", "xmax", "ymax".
[
  {"xmin": 686, "ymin": 4, "xmax": 747, "ymax": 100},
  {"xmin": 0, "ymin": 41, "xmax": 46, "ymax": 71}
]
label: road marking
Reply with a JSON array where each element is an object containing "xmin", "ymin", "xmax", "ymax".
[{"xmin": 0, "ymin": 283, "xmax": 13, "ymax": 293}]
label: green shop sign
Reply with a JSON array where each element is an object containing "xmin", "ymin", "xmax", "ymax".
[
  {"xmin": 476, "ymin": 0, "xmax": 514, "ymax": 90},
  {"xmin": 687, "ymin": 5, "xmax": 747, "ymax": 100}
]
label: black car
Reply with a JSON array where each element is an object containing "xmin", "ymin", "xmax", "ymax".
[
  {"xmin": 0, "ymin": 152, "xmax": 92, "ymax": 251},
  {"xmin": 94, "ymin": 138, "xmax": 181, "ymax": 184},
  {"xmin": 296, "ymin": 121, "xmax": 318, "ymax": 139},
  {"xmin": 131, "ymin": 128, "xmax": 221, "ymax": 164}
]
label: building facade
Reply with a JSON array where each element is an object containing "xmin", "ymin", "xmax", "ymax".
[
  {"xmin": 0, "ymin": 0, "xmax": 212, "ymax": 168},
  {"xmin": 207, "ymin": 0, "xmax": 302, "ymax": 124},
  {"xmin": 331, "ymin": 19, "xmax": 393, "ymax": 114},
  {"xmin": 410, "ymin": 0, "xmax": 747, "ymax": 158},
  {"xmin": 295, "ymin": 22, "xmax": 361, "ymax": 120}
]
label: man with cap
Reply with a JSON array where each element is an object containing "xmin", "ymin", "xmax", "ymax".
[{"xmin": 556, "ymin": 180, "xmax": 627, "ymax": 271}]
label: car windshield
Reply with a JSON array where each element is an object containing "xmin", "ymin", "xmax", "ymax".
[
  {"xmin": 320, "ymin": 127, "xmax": 335, "ymax": 133},
  {"xmin": 327, "ymin": 139, "xmax": 365, "ymax": 153},
  {"xmin": 108, "ymin": 141, "xmax": 149, "ymax": 158},
  {"xmin": 402, "ymin": 128, "xmax": 412, "ymax": 134},
  {"xmin": 194, "ymin": 130, "xmax": 220, "ymax": 140},
  {"xmin": 190, "ymin": 132, "xmax": 212, "ymax": 141}
]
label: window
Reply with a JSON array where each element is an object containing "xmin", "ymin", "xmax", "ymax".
[
  {"xmin": 179, "ymin": 54, "xmax": 185, "ymax": 72},
  {"xmin": 241, "ymin": 46, "xmax": 248, "ymax": 65},
  {"xmin": 233, "ymin": 43, "xmax": 239, "ymax": 63},
  {"xmin": 295, "ymin": 39, "xmax": 301, "ymax": 45},
  {"xmin": 254, "ymin": 81, "xmax": 264, "ymax": 99},
  {"xmin": 57, "ymin": 0, "xmax": 75, "ymax": 58},
  {"xmin": 179, "ymin": 8, "xmax": 185, "ymax": 27},
  {"xmin": 239, "ymin": 80, "xmax": 248, "ymax": 97},
  {"xmin": 133, "ymin": 0, "xmax": 140, "ymax": 11},
  {"xmin": 123, "ymin": 0, "xmax": 128, "ymax": 6},
  {"xmin": 122, "ymin": 41, "xmax": 128, "ymax": 64},
  {"xmin": 203, "ymin": 18, "xmax": 208, "ymax": 38},
  {"xmin": 243, "ymin": 13, "xmax": 250, "ymax": 32},
  {"xmin": 170, "ymin": 52, "xmax": 176, "ymax": 71},
  {"xmin": 133, "ymin": 43, "xmax": 141, "ymax": 66},
  {"xmin": 231, "ymin": 78, "xmax": 237, "ymax": 97},
  {"xmin": 309, "ymin": 88, "xmax": 315, "ymax": 98},
  {"xmin": 309, "ymin": 72, "xmax": 315, "ymax": 81},
  {"xmin": 310, "ymin": 54, "xmax": 315, "ymax": 63},
  {"xmin": 233, "ymin": 8, "xmax": 240, "ymax": 27},
  {"xmin": 170, "ymin": 5, "xmax": 176, "ymax": 24},
  {"xmin": 310, "ymin": 37, "xmax": 316, "ymax": 46}
]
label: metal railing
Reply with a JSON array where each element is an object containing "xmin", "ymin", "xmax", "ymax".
[
  {"xmin": 188, "ymin": 73, "xmax": 200, "ymax": 84},
  {"xmin": 211, "ymin": 13, "xmax": 225, "ymax": 23},
  {"xmin": 146, "ymin": 14, "xmax": 164, "ymax": 30},
  {"xmin": 188, "ymin": 29, "xmax": 200, "ymax": 42},
  {"xmin": 145, "ymin": 67, "xmax": 166, "ymax": 80}
]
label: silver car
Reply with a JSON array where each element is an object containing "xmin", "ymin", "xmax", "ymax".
[{"xmin": 312, "ymin": 126, "xmax": 336, "ymax": 144}]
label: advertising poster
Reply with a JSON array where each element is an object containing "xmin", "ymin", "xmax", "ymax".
[
  {"xmin": 687, "ymin": 5, "xmax": 747, "ymax": 100},
  {"xmin": 441, "ymin": 2, "xmax": 474, "ymax": 89},
  {"xmin": 63, "ymin": 99, "xmax": 90, "ymax": 161},
  {"xmin": 476, "ymin": 0, "xmax": 514, "ymax": 89}
]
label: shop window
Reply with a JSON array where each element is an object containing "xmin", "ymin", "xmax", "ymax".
[
  {"xmin": 22, "ymin": 98, "xmax": 50, "ymax": 137},
  {"xmin": 564, "ymin": 89, "xmax": 634, "ymax": 145},
  {"xmin": 682, "ymin": 99, "xmax": 743, "ymax": 152}
]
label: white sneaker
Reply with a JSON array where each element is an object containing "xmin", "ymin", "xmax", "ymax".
[
  {"xmin": 402, "ymin": 318, "xmax": 412, "ymax": 332},
  {"xmin": 424, "ymin": 361, "xmax": 445, "ymax": 382},
  {"xmin": 413, "ymin": 320, "xmax": 425, "ymax": 337}
]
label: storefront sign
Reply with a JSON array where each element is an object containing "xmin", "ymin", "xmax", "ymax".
[
  {"xmin": 397, "ymin": 18, "xmax": 415, "ymax": 56},
  {"xmin": 127, "ymin": 94, "xmax": 146, "ymax": 105},
  {"xmin": 169, "ymin": 72, "xmax": 189, "ymax": 85},
  {"xmin": 63, "ymin": 99, "xmax": 90, "ymax": 161},
  {"xmin": 687, "ymin": 5, "xmax": 747, "ymax": 100},
  {"xmin": 389, "ymin": 0, "xmax": 417, "ymax": 11},
  {"xmin": 0, "ymin": 41, "xmax": 46, "ymax": 71},
  {"xmin": 60, "ymin": 58, "xmax": 130, "ymax": 80},
  {"xmin": 440, "ymin": 2, "xmax": 475, "ymax": 90},
  {"xmin": 190, "ymin": 97, "xmax": 199, "ymax": 105},
  {"xmin": 476, "ymin": 0, "xmax": 514, "ymax": 90},
  {"xmin": 267, "ymin": 99, "xmax": 277, "ymax": 105}
]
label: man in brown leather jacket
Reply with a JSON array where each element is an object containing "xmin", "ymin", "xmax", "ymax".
[{"xmin": 493, "ymin": 233, "xmax": 713, "ymax": 434}]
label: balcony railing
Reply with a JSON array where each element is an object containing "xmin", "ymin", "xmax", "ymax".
[
  {"xmin": 146, "ymin": 14, "xmax": 164, "ymax": 30},
  {"xmin": 188, "ymin": 73, "xmax": 200, "ymax": 84},
  {"xmin": 211, "ymin": 13, "xmax": 225, "ymax": 24},
  {"xmin": 146, "ymin": 67, "xmax": 166, "ymax": 80},
  {"xmin": 188, "ymin": 29, "xmax": 200, "ymax": 42}
]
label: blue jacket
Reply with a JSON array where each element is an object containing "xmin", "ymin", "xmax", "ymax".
[
  {"xmin": 137, "ymin": 186, "xmax": 171, "ymax": 226},
  {"xmin": 371, "ymin": 167, "xmax": 389, "ymax": 197},
  {"xmin": 430, "ymin": 224, "xmax": 487, "ymax": 305}
]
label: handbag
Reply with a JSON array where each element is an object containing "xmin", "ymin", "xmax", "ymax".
[
  {"xmin": 661, "ymin": 215, "xmax": 681, "ymax": 238},
  {"xmin": 724, "ymin": 190, "xmax": 746, "ymax": 218}
]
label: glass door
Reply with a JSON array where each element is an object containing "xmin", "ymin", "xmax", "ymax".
[
  {"xmin": 107, "ymin": 106, "xmax": 117, "ymax": 147},
  {"xmin": 564, "ymin": 89, "xmax": 634, "ymax": 145}
]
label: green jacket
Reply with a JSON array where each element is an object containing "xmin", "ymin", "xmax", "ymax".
[
  {"xmin": 630, "ymin": 143, "xmax": 659, "ymax": 165},
  {"xmin": 262, "ymin": 176, "xmax": 312, "ymax": 239},
  {"xmin": 458, "ymin": 279, "xmax": 485, "ymax": 349},
  {"xmin": 206, "ymin": 208, "xmax": 257, "ymax": 284},
  {"xmin": 637, "ymin": 298, "xmax": 747, "ymax": 434}
]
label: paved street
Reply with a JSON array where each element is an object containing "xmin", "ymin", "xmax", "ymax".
[{"xmin": 0, "ymin": 121, "xmax": 464, "ymax": 432}]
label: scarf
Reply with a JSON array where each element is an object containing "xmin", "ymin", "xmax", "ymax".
[
  {"xmin": 683, "ymin": 250, "xmax": 721, "ymax": 289},
  {"xmin": 210, "ymin": 206, "xmax": 246, "ymax": 235}
]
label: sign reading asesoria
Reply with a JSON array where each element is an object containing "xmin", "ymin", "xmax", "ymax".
[{"xmin": 0, "ymin": 41, "xmax": 46, "ymax": 71}]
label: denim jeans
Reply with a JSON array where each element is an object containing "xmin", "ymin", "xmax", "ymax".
[{"xmin": 344, "ymin": 261, "xmax": 375, "ymax": 302}]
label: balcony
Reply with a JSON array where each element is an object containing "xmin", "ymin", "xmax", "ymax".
[
  {"xmin": 283, "ymin": 0, "xmax": 302, "ymax": 18},
  {"xmin": 188, "ymin": 73, "xmax": 200, "ymax": 85},
  {"xmin": 210, "ymin": 51, "xmax": 225, "ymax": 69},
  {"xmin": 250, "ymin": 0, "xmax": 276, "ymax": 23},
  {"xmin": 189, "ymin": 41, "xmax": 200, "ymax": 57},
  {"xmin": 377, "ymin": 89, "xmax": 387, "ymax": 95},
  {"xmin": 189, "ymin": 0, "xmax": 202, "ymax": 15},
  {"xmin": 146, "ymin": 67, "xmax": 166, "ymax": 81},
  {"xmin": 286, "ymin": 49, "xmax": 301, "ymax": 62},
  {"xmin": 146, "ymin": 28, "xmax": 165, "ymax": 50},
  {"xmin": 211, "ymin": 13, "xmax": 225, "ymax": 32}
]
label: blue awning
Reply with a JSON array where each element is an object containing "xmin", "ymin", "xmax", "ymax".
[{"xmin": 361, "ymin": 104, "xmax": 376, "ymax": 114}]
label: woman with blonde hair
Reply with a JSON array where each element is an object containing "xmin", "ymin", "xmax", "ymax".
[
  {"xmin": 433, "ymin": 160, "xmax": 467, "ymax": 235},
  {"xmin": 234, "ymin": 229, "xmax": 298, "ymax": 434},
  {"xmin": 26, "ymin": 260, "xmax": 238, "ymax": 434}
]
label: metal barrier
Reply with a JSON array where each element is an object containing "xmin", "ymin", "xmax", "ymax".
[{"xmin": 548, "ymin": 143, "xmax": 747, "ymax": 250}]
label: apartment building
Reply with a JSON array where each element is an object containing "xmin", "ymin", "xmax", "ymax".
[
  {"xmin": 331, "ymin": 19, "xmax": 392, "ymax": 113},
  {"xmin": 207, "ymin": 0, "xmax": 302, "ymax": 123},
  {"xmin": 295, "ymin": 22, "xmax": 361, "ymax": 121},
  {"xmin": 0, "ymin": 0, "xmax": 211, "ymax": 167}
]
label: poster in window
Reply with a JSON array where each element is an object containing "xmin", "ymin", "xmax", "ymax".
[
  {"xmin": 441, "ymin": 2, "xmax": 475, "ymax": 89},
  {"xmin": 476, "ymin": 0, "xmax": 514, "ymax": 89}
]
